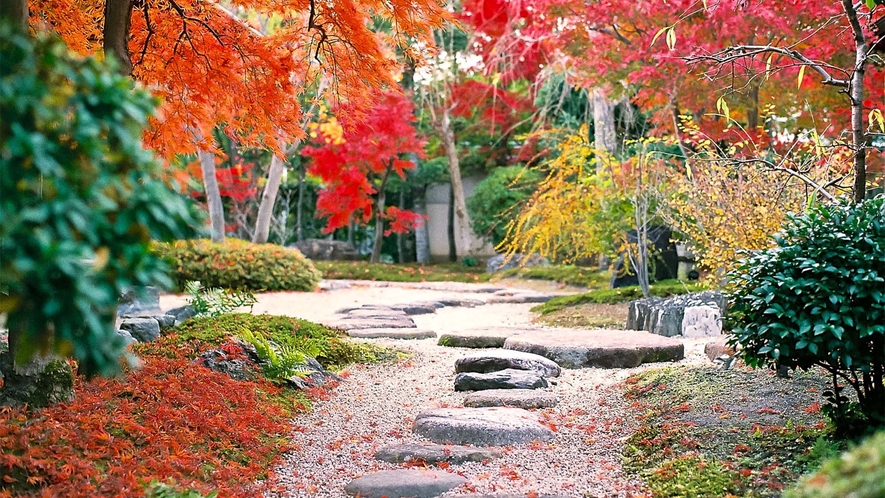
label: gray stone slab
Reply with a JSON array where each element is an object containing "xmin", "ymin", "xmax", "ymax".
[
  {"xmin": 345, "ymin": 309, "xmax": 409, "ymax": 319},
  {"xmin": 330, "ymin": 316, "xmax": 416, "ymax": 330},
  {"xmin": 437, "ymin": 298, "xmax": 485, "ymax": 308},
  {"xmin": 438, "ymin": 327, "xmax": 530, "ymax": 349},
  {"xmin": 413, "ymin": 407, "xmax": 555, "ymax": 446},
  {"xmin": 119, "ymin": 317, "xmax": 160, "ymax": 342},
  {"xmin": 374, "ymin": 443, "xmax": 500, "ymax": 464},
  {"xmin": 344, "ymin": 469, "xmax": 466, "ymax": 498},
  {"xmin": 389, "ymin": 303, "xmax": 438, "ymax": 315},
  {"xmin": 486, "ymin": 294, "xmax": 554, "ymax": 304},
  {"xmin": 455, "ymin": 349, "xmax": 561, "ymax": 378},
  {"xmin": 347, "ymin": 328, "xmax": 436, "ymax": 339},
  {"xmin": 454, "ymin": 369, "xmax": 548, "ymax": 392},
  {"xmin": 503, "ymin": 328, "xmax": 684, "ymax": 369},
  {"xmin": 463, "ymin": 389, "xmax": 558, "ymax": 409}
]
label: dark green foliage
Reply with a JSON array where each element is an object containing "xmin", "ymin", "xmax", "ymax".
[
  {"xmin": 172, "ymin": 313, "xmax": 400, "ymax": 371},
  {"xmin": 0, "ymin": 27, "xmax": 201, "ymax": 376},
  {"xmin": 467, "ymin": 166, "xmax": 543, "ymax": 246},
  {"xmin": 315, "ymin": 261, "xmax": 490, "ymax": 283},
  {"xmin": 183, "ymin": 281, "xmax": 257, "ymax": 317},
  {"xmin": 728, "ymin": 197, "xmax": 885, "ymax": 434},
  {"xmin": 787, "ymin": 430, "xmax": 885, "ymax": 498},
  {"xmin": 156, "ymin": 239, "xmax": 322, "ymax": 292},
  {"xmin": 533, "ymin": 280, "xmax": 704, "ymax": 314},
  {"xmin": 499, "ymin": 265, "xmax": 611, "ymax": 288}
]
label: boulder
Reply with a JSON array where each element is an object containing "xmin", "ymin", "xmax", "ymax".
[
  {"xmin": 463, "ymin": 389, "xmax": 558, "ymax": 409},
  {"xmin": 704, "ymin": 337, "xmax": 736, "ymax": 362},
  {"xmin": 374, "ymin": 443, "xmax": 500, "ymax": 464},
  {"xmin": 413, "ymin": 407, "xmax": 555, "ymax": 446},
  {"xmin": 344, "ymin": 470, "xmax": 466, "ymax": 498},
  {"xmin": 454, "ymin": 369, "xmax": 549, "ymax": 391},
  {"xmin": 486, "ymin": 253, "xmax": 548, "ymax": 273},
  {"xmin": 166, "ymin": 305, "xmax": 197, "ymax": 325},
  {"xmin": 290, "ymin": 238, "xmax": 359, "ymax": 261},
  {"xmin": 503, "ymin": 328, "xmax": 684, "ymax": 369},
  {"xmin": 118, "ymin": 286, "xmax": 162, "ymax": 316},
  {"xmin": 0, "ymin": 352, "xmax": 74, "ymax": 408},
  {"xmin": 115, "ymin": 329, "xmax": 137, "ymax": 346},
  {"xmin": 347, "ymin": 328, "xmax": 436, "ymax": 340},
  {"xmin": 196, "ymin": 341, "xmax": 340, "ymax": 389},
  {"xmin": 626, "ymin": 291, "xmax": 728, "ymax": 338},
  {"xmin": 196, "ymin": 348, "xmax": 256, "ymax": 382},
  {"xmin": 119, "ymin": 317, "xmax": 161, "ymax": 342},
  {"xmin": 455, "ymin": 349, "xmax": 561, "ymax": 378}
]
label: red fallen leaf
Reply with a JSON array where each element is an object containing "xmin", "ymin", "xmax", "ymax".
[
  {"xmin": 757, "ymin": 407, "xmax": 780, "ymax": 415},
  {"xmin": 740, "ymin": 469, "xmax": 753, "ymax": 477},
  {"xmin": 804, "ymin": 402, "xmax": 821, "ymax": 414}
]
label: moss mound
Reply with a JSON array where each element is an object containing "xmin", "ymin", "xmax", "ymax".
[
  {"xmin": 787, "ymin": 431, "xmax": 885, "ymax": 498},
  {"xmin": 533, "ymin": 280, "xmax": 705, "ymax": 314},
  {"xmin": 156, "ymin": 239, "xmax": 322, "ymax": 292}
]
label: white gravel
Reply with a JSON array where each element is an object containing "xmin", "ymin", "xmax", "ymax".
[{"xmin": 178, "ymin": 281, "xmax": 710, "ymax": 498}]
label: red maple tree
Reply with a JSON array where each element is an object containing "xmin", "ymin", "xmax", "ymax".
[{"xmin": 302, "ymin": 90, "xmax": 426, "ymax": 262}]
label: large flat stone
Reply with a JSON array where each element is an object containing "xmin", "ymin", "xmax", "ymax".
[
  {"xmin": 503, "ymin": 328, "xmax": 684, "ymax": 369},
  {"xmin": 454, "ymin": 369, "xmax": 548, "ymax": 392},
  {"xmin": 438, "ymin": 327, "xmax": 530, "ymax": 349},
  {"xmin": 345, "ymin": 309, "xmax": 409, "ymax": 319},
  {"xmin": 486, "ymin": 294, "xmax": 554, "ymax": 304},
  {"xmin": 389, "ymin": 303, "xmax": 438, "ymax": 315},
  {"xmin": 329, "ymin": 316, "xmax": 416, "ymax": 330},
  {"xmin": 455, "ymin": 349, "xmax": 561, "ymax": 378},
  {"xmin": 347, "ymin": 328, "xmax": 436, "ymax": 339},
  {"xmin": 374, "ymin": 443, "xmax": 500, "ymax": 464},
  {"xmin": 413, "ymin": 407, "xmax": 555, "ymax": 446},
  {"xmin": 463, "ymin": 389, "xmax": 558, "ymax": 409},
  {"xmin": 344, "ymin": 469, "xmax": 466, "ymax": 498}
]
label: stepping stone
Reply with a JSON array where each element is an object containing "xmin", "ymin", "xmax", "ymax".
[
  {"xmin": 330, "ymin": 316, "xmax": 416, "ymax": 330},
  {"xmin": 413, "ymin": 407, "xmax": 555, "ymax": 446},
  {"xmin": 460, "ymin": 495, "xmax": 575, "ymax": 498},
  {"xmin": 463, "ymin": 389, "xmax": 558, "ymax": 409},
  {"xmin": 348, "ymin": 328, "xmax": 436, "ymax": 339},
  {"xmin": 503, "ymin": 328, "xmax": 684, "ymax": 369},
  {"xmin": 345, "ymin": 309, "xmax": 409, "ymax": 319},
  {"xmin": 438, "ymin": 327, "xmax": 530, "ymax": 349},
  {"xmin": 455, "ymin": 349, "xmax": 561, "ymax": 378},
  {"xmin": 486, "ymin": 293, "xmax": 554, "ymax": 304},
  {"xmin": 437, "ymin": 298, "xmax": 485, "ymax": 308},
  {"xmin": 454, "ymin": 369, "xmax": 548, "ymax": 392},
  {"xmin": 335, "ymin": 304, "xmax": 396, "ymax": 314},
  {"xmin": 374, "ymin": 443, "xmax": 500, "ymax": 464},
  {"xmin": 389, "ymin": 303, "xmax": 438, "ymax": 315},
  {"xmin": 344, "ymin": 469, "xmax": 466, "ymax": 498}
]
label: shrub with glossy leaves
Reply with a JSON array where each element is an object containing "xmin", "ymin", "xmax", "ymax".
[
  {"xmin": 467, "ymin": 165, "xmax": 542, "ymax": 246},
  {"xmin": 0, "ymin": 27, "xmax": 201, "ymax": 377},
  {"xmin": 727, "ymin": 197, "xmax": 885, "ymax": 433},
  {"xmin": 156, "ymin": 239, "xmax": 322, "ymax": 292}
]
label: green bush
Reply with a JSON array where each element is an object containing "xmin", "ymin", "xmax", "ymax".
[
  {"xmin": 533, "ymin": 280, "xmax": 705, "ymax": 314},
  {"xmin": 787, "ymin": 431, "xmax": 885, "ymax": 498},
  {"xmin": 0, "ymin": 27, "xmax": 201, "ymax": 377},
  {"xmin": 728, "ymin": 197, "xmax": 885, "ymax": 434},
  {"xmin": 172, "ymin": 313, "xmax": 400, "ymax": 371},
  {"xmin": 467, "ymin": 166, "xmax": 542, "ymax": 246},
  {"xmin": 157, "ymin": 239, "xmax": 322, "ymax": 292}
]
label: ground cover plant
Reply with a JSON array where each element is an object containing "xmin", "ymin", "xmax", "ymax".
[
  {"xmin": 0, "ymin": 314, "xmax": 399, "ymax": 497},
  {"xmin": 532, "ymin": 280, "xmax": 706, "ymax": 315},
  {"xmin": 622, "ymin": 366, "xmax": 840, "ymax": 497},
  {"xmin": 787, "ymin": 430, "xmax": 885, "ymax": 498},
  {"xmin": 497, "ymin": 266, "xmax": 611, "ymax": 289},
  {"xmin": 314, "ymin": 261, "xmax": 491, "ymax": 283},
  {"xmin": 156, "ymin": 239, "xmax": 322, "ymax": 293}
]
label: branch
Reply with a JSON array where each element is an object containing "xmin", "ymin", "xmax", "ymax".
[
  {"xmin": 689, "ymin": 45, "xmax": 849, "ymax": 87},
  {"xmin": 730, "ymin": 157, "xmax": 837, "ymax": 202},
  {"xmin": 168, "ymin": 0, "xmax": 224, "ymax": 46}
]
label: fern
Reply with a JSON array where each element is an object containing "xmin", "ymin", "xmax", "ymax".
[
  {"xmin": 184, "ymin": 281, "xmax": 257, "ymax": 318},
  {"xmin": 237, "ymin": 328, "xmax": 315, "ymax": 382}
]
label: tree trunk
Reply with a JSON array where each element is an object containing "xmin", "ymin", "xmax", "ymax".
[
  {"xmin": 370, "ymin": 165, "xmax": 393, "ymax": 263},
  {"xmin": 447, "ymin": 183, "xmax": 457, "ymax": 262},
  {"xmin": 592, "ymin": 87, "xmax": 617, "ymax": 155},
  {"xmin": 747, "ymin": 85, "xmax": 760, "ymax": 130},
  {"xmin": 413, "ymin": 186, "xmax": 430, "ymax": 264},
  {"xmin": 397, "ymin": 187, "xmax": 405, "ymax": 263},
  {"xmin": 252, "ymin": 154, "xmax": 286, "ymax": 244},
  {"xmin": 842, "ymin": 0, "xmax": 868, "ymax": 203},
  {"xmin": 103, "ymin": 0, "xmax": 133, "ymax": 76},
  {"xmin": 198, "ymin": 149, "xmax": 226, "ymax": 243},
  {"xmin": 0, "ymin": 0, "xmax": 28, "ymax": 32},
  {"xmin": 439, "ymin": 108, "xmax": 472, "ymax": 258},
  {"xmin": 296, "ymin": 163, "xmax": 306, "ymax": 242}
]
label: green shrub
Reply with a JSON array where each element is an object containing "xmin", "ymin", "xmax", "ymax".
[
  {"xmin": 172, "ymin": 313, "xmax": 400, "ymax": 371},
  {"xmin": 533, "ymin": 280, "xmax": 705, "ymax": 314},
  {"xmin": 467, "ymin": 166, "xmax": 543, "ymax": 246},
  {"xmin": 786, "ymin": 431, "xmax": 885, "ymax": 498},
  {"xmin": 728, "ymin": 197, "xmax": 885, "ymax": 434},
  {"xmin": 0, "ymin": 27, "xmax": 201, "ymax": 377},
  {"xmin": 157, "ymin": 239, "xmax": 322, "ymax": 292}
]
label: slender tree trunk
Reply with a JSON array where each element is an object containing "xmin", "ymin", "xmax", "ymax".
[
  {"xmin": 347, "ymin": 216, "xmax": 354, "ymax": 246},
  {"xmin": 103, "ymin": 0, "xmax": 133, "ymax": 76},
  {"xmin": 198, "ymin": 149, "xmax": 226, "ymax": 242},
  {"xmin": 747, "ymin": 85, "xmax": 760, "ymax": 130},
  {"xmin": 370, "ymin": 165, "xmax": 393, "ymax": 263},
  {"xmin": 592, "ymin": 87, "xmax": 617, "ymax": 155},
  {"xmin": 447, "ymin": 183, "xmax": 457, "ymax": 262},
  {"xmin": 296, "ymin": 163, "xmax": 306, "ymax": 242},
  {"xmin": 439, "ymin": 108, "xmax": 472, "ymax": 258},
  {"xmin": 252, "ymin": 154, "xmax": 286, "ymax": 244},
  {"xmin": 842, "ymin": 0, "xmax": 868, "ymax": 203},
  {"xmin": 0, "ymin": 0, "xmax": 28, "ymax": 31},
  {"xmin": 397, "ymin": 187, "xmax": 405, "ymax": 263},
  {"xmin": 413, "ymin": 186, "xmax": 430, "ymax": 264}
]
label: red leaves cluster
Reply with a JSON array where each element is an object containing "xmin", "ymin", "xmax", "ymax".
[
  {"xmin": 0, "ymin": 341, "xmax": 302, "ymax": 497},
  {"xmin": 302, "ymin": 91, "xmax": 426, "ymax": 234}
]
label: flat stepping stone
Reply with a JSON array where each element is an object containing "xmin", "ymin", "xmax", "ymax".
[
  {"xmin": 455, "ymin": 349, "xmax": 561, "ymax": 378},
  {"xmin": 460, "ymin": 495, "xmax": 575, "ymax": 498},
  {"xmin": 389, "ymin": 303, "xmax": 438, "ymax": 315},
  {"xmin": 463, "ymin": 389, "xmax": 558, "ymax": 409},
  {"xmin": 374, "ymin": 443, "xmax": 500, "ymax": 464},
  {"xmin": 503, "ymin": 328, "xmax": 684, "ymax": 369},
  {"xmin": 330, "ymin": 316, "xmax": 416, "ymax": 330},
  {"xmin": 413, "ymin": 407, "xmax": 555, "ymax": 446},
  {"xmin": 486, "ymin": 293, "xmax": 554, "ymax": 304},
  {"xmin": 348, "ymin": 328, "xmax": 436, "ymax": 339},
  {"xmin": 344, "ymin": 469, "xmax": 466, "ymax": 498},
  {"xmin": 454, "ymin": 369, "xmax": 548, "ymax": 392},
  {"xmin": 438, "ymin": 327, "xmax": 530, "ymax": 348},
  {"xmin": 437, "ymin": 297, "xmax": 485, "ymax": 308}
]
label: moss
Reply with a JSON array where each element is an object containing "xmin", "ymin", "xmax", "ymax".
[
  {"xmin": 786, "ymin": 431, "xmax": 885, "ymax": 498},
  {"xmin": 532, "ymin": 280, "xmax": 706, "ymax": 314},
  {"xmin": 646, "ymin": 455, "xmax": 743, "ymax": 498},
  {"xmin": 32, "ymin": 359, "xmax": 75, "ymax": 407},
  {"xmin": 497, "ymin": 265, "xmax": 610, "ymax": 288},
  {"xmin": 315, "ymin": 261, "xmax": 490, "ymax": 283}
]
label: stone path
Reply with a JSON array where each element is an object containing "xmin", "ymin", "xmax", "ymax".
[{"xmin": 162, "ymin": 280, "xmax": 713, "ymax": 497}]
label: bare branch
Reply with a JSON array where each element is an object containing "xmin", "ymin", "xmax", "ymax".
[
  {"xmin": 689, "ymin": 45, "xmax": 849, "ymax": 87},
  {"xmin": 730, "ymin": 158, "xmax": 837, "ymax": 202}
]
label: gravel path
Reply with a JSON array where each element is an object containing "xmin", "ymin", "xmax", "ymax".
[{"xmin": 161, "ymin": 280, "xmax": 710, "ymax": 497}]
